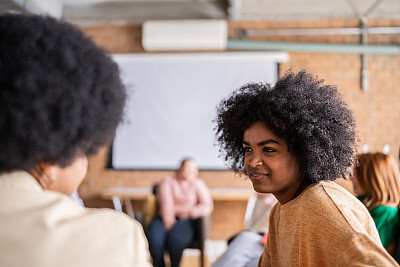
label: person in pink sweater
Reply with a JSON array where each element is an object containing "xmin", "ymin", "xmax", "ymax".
[{"xmin": 146, "ymin": 158, "xmax": 213, "ymax": 267}]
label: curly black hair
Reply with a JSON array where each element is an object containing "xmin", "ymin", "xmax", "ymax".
[
  {"xmin": 215, "ymin": 70, "xmax": 357, "ymax": 183},
  {"xmin": 0, "ymin": 14, "xmax": 126, "ymax": 172}
]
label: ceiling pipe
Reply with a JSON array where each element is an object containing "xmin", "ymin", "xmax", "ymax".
[
  {"xmin": 360, "ymin": 16, "xmax": 369, "ymax": 91},
  {"xmin": 227, "ymin": 40, "xmax": 400, "ymax": 54},
  {"xmin": 234, "ymin": 0, "xmax": 394, "ymax": 92},
  {"xmin": 358, "ymin": 0, "xmax": 383, "ymax": 92},
  {"xmin": 242, "ymin": 26, "xmax": 400, "ymax": 36}
]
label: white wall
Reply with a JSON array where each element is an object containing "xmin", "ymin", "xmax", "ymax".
[{"xmin": 111, "ymin": 52, "xmax": 288, "ymax": 170}]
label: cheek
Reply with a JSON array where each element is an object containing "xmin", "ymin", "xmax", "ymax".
[{"xmin": 282, "ymin": 156, "xmax": 300, "ymax": 181}]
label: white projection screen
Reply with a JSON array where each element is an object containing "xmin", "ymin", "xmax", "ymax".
[{"xmin": 111, "ymin": 52, "xmax": 288, "ymax": 170}]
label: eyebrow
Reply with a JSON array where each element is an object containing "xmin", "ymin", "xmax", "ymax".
[{"xmin": 243, "ymin": 139, "xmax": 281, "ymax": 146}]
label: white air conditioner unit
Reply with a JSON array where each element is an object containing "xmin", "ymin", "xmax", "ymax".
[{"xmin": 142, "ymin": 20, "xmax": 228, "ymax": 51}]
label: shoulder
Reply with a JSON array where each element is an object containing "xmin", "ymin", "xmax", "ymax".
[
  {"xmin": 65, "ymin": 207, "xmax": 151, "ymax": 265},
  {"xmin": 295, "ymin": 181, "xmax": 366, "ymax": 212},
  {"xmin": 50, "ymin": 194, "xmax": 146, "ymax": 244},
  {"xmin": 191, "ymin": 178, "xmax": 210, "ymax": 192},
  {"xmin": 43, "ymin": 192, "xmax": 143, "ymax": 235},
  {"xmin": 318, "ymin": 181, "xmax": 373, "ymax": 225},
  {"xmin": 295, "ymin": 181, "xmax": 370, "ymax": 219},
  {"xmin": 76, "ymin": 207, "xmax": 148, "ymax": 249},
  {"xmin": 193, "ymin": 178, "xmax": 207, "ymax": 186},
  {"xmin": 159, "ymin": 176, "xmax": 176, "ymax": 189},
  {"xmin": 51, "ymin": 198, "xmax": 143, "ymax": 237},
  {"xmin": 294, "ymin": 181, "xmax": 380, "ymax": 239},
  {"xmin": 85, "ymin": 208, "xmax": 143, "ymax": 236},
  {"xmin": 162, "ymin": 176, "xmax": 175, "ymax": 184},
  {"xmin": 84, "ymin": 207, "xmax": 138, "ymax": 227}
]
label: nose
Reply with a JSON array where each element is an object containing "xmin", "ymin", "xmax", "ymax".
[{"xmin": 248, "ymin": 152, "xmax": 263, "ymax": 167}]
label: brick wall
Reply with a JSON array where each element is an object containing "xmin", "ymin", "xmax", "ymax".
[{"xmin": 77, "ymin": 19, "xmax": 400, "ymax": 240}]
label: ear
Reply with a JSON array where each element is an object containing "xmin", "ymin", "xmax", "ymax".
[{"xmin": 30, "ymin": 163, "xmax": 58, "ymax": 189}]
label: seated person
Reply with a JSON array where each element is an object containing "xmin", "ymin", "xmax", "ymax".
[
  {"xmin": 0, "ymin": 14, "xmax": 151, "ymax": 266},
  {"xmin": 214, "ymin": 70, "xmax": 398, "ymax": 265},
  {"xmin": 353, "ymin": 152, "xmax": 400, "ymax": 254},
  {"xmin": 211, "ymin": 193, "xmax": 277, "ymax": 267},
  {"xmin": 146, "ymin": 158, "xmax": 213, "ymax": 267}
]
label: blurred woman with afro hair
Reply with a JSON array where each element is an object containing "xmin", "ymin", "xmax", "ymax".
[
  {"xmin": 214, "ymin": 70, "xmax": 398, "ymax": 266},
  {"xmin": 0, "ymin": 14, "xmax": 151, "ymax": 266}
]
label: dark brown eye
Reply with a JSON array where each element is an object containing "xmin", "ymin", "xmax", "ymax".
[
  {"xmin": 263, "ymin": 147, "xmax": 275, "ymax": 153},
  {"xmin": 243, "ymin": 147, "xmax": 252, "ymax": 153}
]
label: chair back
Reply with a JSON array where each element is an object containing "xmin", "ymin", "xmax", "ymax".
[
  {"xmin": 243, "ymin": 194, "xmax": 257, "ymax": 226},
  {"xmin": 143, "ymin": 193, "xmax": 157, "ymax": 231},
  {"xmin": 143, "ymin": 184, "xmax": 161, "ymax": 230}
]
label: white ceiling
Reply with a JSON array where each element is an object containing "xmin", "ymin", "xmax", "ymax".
[{"xmin": 1, "ymin": 0, "xmax": 400, "ymax": 24}]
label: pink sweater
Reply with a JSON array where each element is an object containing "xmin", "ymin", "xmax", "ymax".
[{"xmin": 158, "ymin": 176, "xmax": 213, "ymax": 225}]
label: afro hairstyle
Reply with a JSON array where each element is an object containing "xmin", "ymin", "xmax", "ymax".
[
  {"xmin": 214, "ymin": 70, "xmax": 357, "ymax": 183},
  {"xmin": 0, "ymin": 14, "xmax": 126, "ymax": 172}
]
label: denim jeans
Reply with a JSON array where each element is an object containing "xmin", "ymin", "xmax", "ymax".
[{"xmin": 146, "ymin": 216, "xmax": 194, "ymax": 267}]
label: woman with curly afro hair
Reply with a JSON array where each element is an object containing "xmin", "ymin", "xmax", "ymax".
[
  {"xmin": 0, "ymin": 14, "xmax": 151, "ymax": 266},
  {"xmin": 214, "ymin": 70, "xmax": 398, "ymax": 266}
]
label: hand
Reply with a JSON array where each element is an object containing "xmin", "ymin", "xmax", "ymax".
[
  {"xmin": 176, "ymin": 211, "xmax": 190, "ymax": 219},
  {"xmin": 164, "ymin": 218, "xmax": 176, "ymax": 231}
]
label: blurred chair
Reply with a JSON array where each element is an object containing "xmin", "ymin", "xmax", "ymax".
[
  {"xmin": 226, "ymin": 194, "xmax": 257, "ymax": 245},
  {"xmin": 243, "ymin": 194, "xmax": 257, "ymax": 226},
  {"xmin": 144, "ymin": 183, "xmax": 211, "ymax": 267}
]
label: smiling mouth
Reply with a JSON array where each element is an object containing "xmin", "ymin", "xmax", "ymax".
[{"xmin": 249, "ymin": 172, "xmax": 270, "ymax": 180}]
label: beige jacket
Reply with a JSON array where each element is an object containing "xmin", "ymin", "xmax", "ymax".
[
  {"xmin": 259, "ymin": 181, "xmax": 399, "ymax": 266},
  {"xmin": 0, "ymin": 171, "xmax": 152, "ymax": 267}
]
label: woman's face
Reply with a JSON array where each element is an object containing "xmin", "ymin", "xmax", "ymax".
[
  {"xmin": 178, "ymin": 160, "xmax": 198, "ymax": 180},
  {"xmin": 243, "ymin": 121, "xmax": 301, "ymax": 204}
]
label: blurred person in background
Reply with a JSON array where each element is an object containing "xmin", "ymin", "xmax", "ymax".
[
  {"xmin": 146, "ymin": 158, "xmax": 213, "ymax": 267},
  {"xmin": 353, "ymin": 152, "xmax": 400, "ymax": 254}
]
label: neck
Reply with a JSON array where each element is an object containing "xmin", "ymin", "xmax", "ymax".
[
  {"xmin": 292, "ymin": 178, "xmax": 311, "ymax": 200},
  {"xmin": 277, "ymin": 176, "xmax": 311, "ymax": 205}
]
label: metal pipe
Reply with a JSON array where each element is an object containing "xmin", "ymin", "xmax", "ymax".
[
  {"xmin": 242, "ymin": 26, "xmax": 400, "ymax": 37},
  {"xmin": 357, "ymin": 0, "xmax": 384, "ymax": 92},
  {"xmin": 361, "ymin": 16, "xmax": 369, "ymax": 91},
  {"xmin": 363, "ymin": 0, "xmax": 385, "ymax": 17},
  {"xmin": 227, "ymin": 39, "xmax": 400, "ymax": 54}
]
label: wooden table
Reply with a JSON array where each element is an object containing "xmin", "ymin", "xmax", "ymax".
[{"xmin": 101, "ymin": 186, "xmax": 255, "ymax": 218}]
